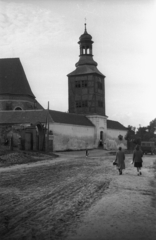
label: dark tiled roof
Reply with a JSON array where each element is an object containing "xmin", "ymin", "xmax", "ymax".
[
  {"xmin": 35, "ymin": 100, "xmax": 44, "ymax": 110},
  {"xmin": 107, "ymin": 120, "xmax": 127, "ymax": 130},
  {"xmin": 68, "ymin": 65, "xmax": 105, "ymax": 77},
  {"xmin": 0, "ymin": 58, "xmax": 35, "ymax": 98},
  {"xmin": 0, "ymin": 110, "xmax": 50, "ymax": 124},
  {"xmin": 0, "ymin": 110, "xmax": 94, "ymax": 127},
  {"xmin": 75, "ymin": 55, "xmax": 98, "ymax": 67},
  {"xmin": 49, "ymin": 110, "xmax": 94, "ymax": 127}
]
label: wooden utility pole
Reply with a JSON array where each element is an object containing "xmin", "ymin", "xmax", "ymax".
[{"xmin": 46, "ymin": 101, "xmax": 49, "ymax": 152}]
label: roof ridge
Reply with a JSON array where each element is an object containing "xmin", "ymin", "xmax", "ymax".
[
  {"xmin": 49, "ymin": 109, "xmax": 86, "ymax": 116},
  {"xmin": 0, "ymin": 109, "xmax": 45, "ymax": 112},
  {"xmin": 0, "ymin": 57, "xmax": 20, "ymax": 60}
]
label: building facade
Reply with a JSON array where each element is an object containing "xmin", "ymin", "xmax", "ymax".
[{"xmin": 0, "ymin": 25, "xmax": 127, "ymax": 151}]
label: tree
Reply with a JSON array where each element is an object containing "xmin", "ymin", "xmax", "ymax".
[
  {"xmin": 149, "ymin": 118, "xmax": 156, "ymax": 135},
  {"xmin": 125, "ymin": 118, "xmax": 156, "ymax": 150},
  {"xmin": 118, "ymin": 135, "xmax": 123, "ymax": 141},
  {"xmin": 135, "ymin": 126, "xmax": 150, "ymax": 141},
  {"xmin": 125, "ymin": 125, "xmax": 136, "ymax": 150},
  {"xmin": 135, "ymin": 118, "xmax": 156, "ymax": 142}
]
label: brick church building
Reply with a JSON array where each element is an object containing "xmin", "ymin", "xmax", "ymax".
[{"xmin": 0, "ymin": 24, "xmax": 127, "ymax": 151}]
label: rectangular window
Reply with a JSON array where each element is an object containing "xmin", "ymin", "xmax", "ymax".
[
  {"xmin": 75, "ymin": 81, "xmax": 81, "ymax": 88},
  {"xmin": 82, "ymin": 80, "xmax": 87, "ymax": 88},
  {"xmin": 98, "ymin": 101, "xmax": 103, "ymax": 107},
  {"xmin": 76, "ymin": 100, "xmax": 88, "ymax": 108},
  {"xmin": 76, "ymin": 101, "xmax": 81, "ymax": 108},
  {"xmin": 82, "ymin": 100, "xmax": 88, "ymax": 107},
  {"xmin": 97, "ymin": 82, "xmax": 102, "ymax": 89},
  {"xmin": 75, "ymin": 80, "xmax": 87, "ymax": 88}
]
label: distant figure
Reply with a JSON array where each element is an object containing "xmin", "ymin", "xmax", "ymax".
[
  {"xmin": 133, "ymin": 145, "xmax": 143, "ymax": 176},
  {"xmin": 4, "ymin": 138, "xmax": 9, "ymax": 146},
  {"xmin": 85, "ymin": 143, "xmax": 89, "ymax": 157},
  {"xmin": 86, "ymin": 149, "xmax": 89, "ymax": 157},
  {"xmin": 115, "ymin": 147, "xmax": 125, "ymax": 175}
]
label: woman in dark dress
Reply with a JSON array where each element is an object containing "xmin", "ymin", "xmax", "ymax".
[{"xmin": 133, "ymin": 145, "xmax": 143, "ymax": 176}]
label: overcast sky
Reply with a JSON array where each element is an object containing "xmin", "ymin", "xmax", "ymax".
[{"xmin": 0, "ymin": 0, "xmax": 156, "ymax": 128}]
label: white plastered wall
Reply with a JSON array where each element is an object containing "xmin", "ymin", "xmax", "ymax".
[
  {"xmin": 86, "ymin": 115, "xmax": 107, "ymax": 147},
  {"xmin": 106, "ymin": 128, "xmax": 127, "ymax": 150},
  {"xmin": 49, "ymin": 122, "xmax": 95, "ymax": 151}
]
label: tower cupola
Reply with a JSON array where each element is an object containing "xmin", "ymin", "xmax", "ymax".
[
  {"xmin": 76, "ymin": 24, "xmax": 97, "ymax": 67},
  {"xmin": 79, "ymin": 23, "xmax": 93, "ymax": 55}
]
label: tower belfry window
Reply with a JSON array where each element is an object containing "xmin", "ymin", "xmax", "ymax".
[{"xmin": 75, "ymin": 80, "xmax": 87, "ymax": 88}]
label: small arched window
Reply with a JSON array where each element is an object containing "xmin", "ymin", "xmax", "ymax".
[{"xmin": 14, "ymin": 107, "xmax": 22, "ymax": 110}]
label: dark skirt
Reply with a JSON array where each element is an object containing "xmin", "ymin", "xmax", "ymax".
[{"xmin": 134, "ymin": 162, "xmax": 142, "ymax": 168}]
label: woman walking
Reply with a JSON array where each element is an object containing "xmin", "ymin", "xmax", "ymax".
[
  {"xmin": 115, "ymin": 147, "xmax": 125, "ymax": 175},
  {"xmin": 133, "ymin": 145, "xmax": 143, "ymax": 176}
]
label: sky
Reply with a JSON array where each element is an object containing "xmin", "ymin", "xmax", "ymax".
[{"xmin": 0, "ymin": 0, "xmax": 156, "ymax": 128}]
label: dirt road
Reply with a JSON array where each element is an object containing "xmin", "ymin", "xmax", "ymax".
[
  {"xmin": 66, "ymin": 153, "xmax": 156, "ymax": 240},
  {"xmin": 0, "ymin": 150, "xmax": 156, "ymax": 240},
  {"xmin": 0, "ymin": 150, "xmax": 112, "ymax": 240}
]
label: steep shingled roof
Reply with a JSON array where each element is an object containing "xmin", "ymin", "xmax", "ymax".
[
  {"xmin": 49, "ymin": 110, "xmax": 94, "ymax": 127},
  {"xmin": 67, "ymin": 64, "xmax": 104, "ymax": 77},
  {"xmin": 107, "ymin": 120, "xmax": 127, "ymax": 130},
  {"xmin": 0, "ymin": 58, "xmax": 35, "ymax": 98},
  {"xmin": 0, "ymin": 109, "xmax": 94, "ymax": 127},
  {"xmin": 0, "ymin": 110, "xmax": 50, "ymax": 124}
]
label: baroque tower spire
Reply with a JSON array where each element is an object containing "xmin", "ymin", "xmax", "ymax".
[
  {"xmin": 67, "ymin": 24, "xmax": 106, "ymax": 117},
  {"xmin": 76, "ymin": 23, "xmax": 97, "ymax": 67}
]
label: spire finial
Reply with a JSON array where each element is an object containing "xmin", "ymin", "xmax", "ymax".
[{"xmin": 84, "ymin": 18, "xmax": 87, "ymax": 32}]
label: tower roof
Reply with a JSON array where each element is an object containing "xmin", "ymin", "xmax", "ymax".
[
  {"xmin": 68, "ymin": 24, "xmax": 105, "ymax": 77},
  {"xmin": 67, "ymin": 65, "xmax": 105, "ymax": 77},
  {"xmin": 79, "ymin": 23, "xmax": 92, "ymax": 41},
  {"xmin": 0, "ymin": 58, "xmax": 35, "ymax": 98}
]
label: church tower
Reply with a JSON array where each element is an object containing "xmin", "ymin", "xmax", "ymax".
[
  {"xmin": 67, "ymin": 23, "xmax": 106, "ymax": 117},
  {"xmin": 67, "ymin": 24, "xmax": 107, "ymax": 147}
]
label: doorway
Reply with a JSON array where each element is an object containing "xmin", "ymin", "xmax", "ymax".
[{"xmin": 99, "ymin": 131, "xmax": 103, "ymax": 148}]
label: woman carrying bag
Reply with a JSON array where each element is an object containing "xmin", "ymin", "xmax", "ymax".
[{"xmin": 113, "ymin": 147, "xmax": 125, "ymax": 175}]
